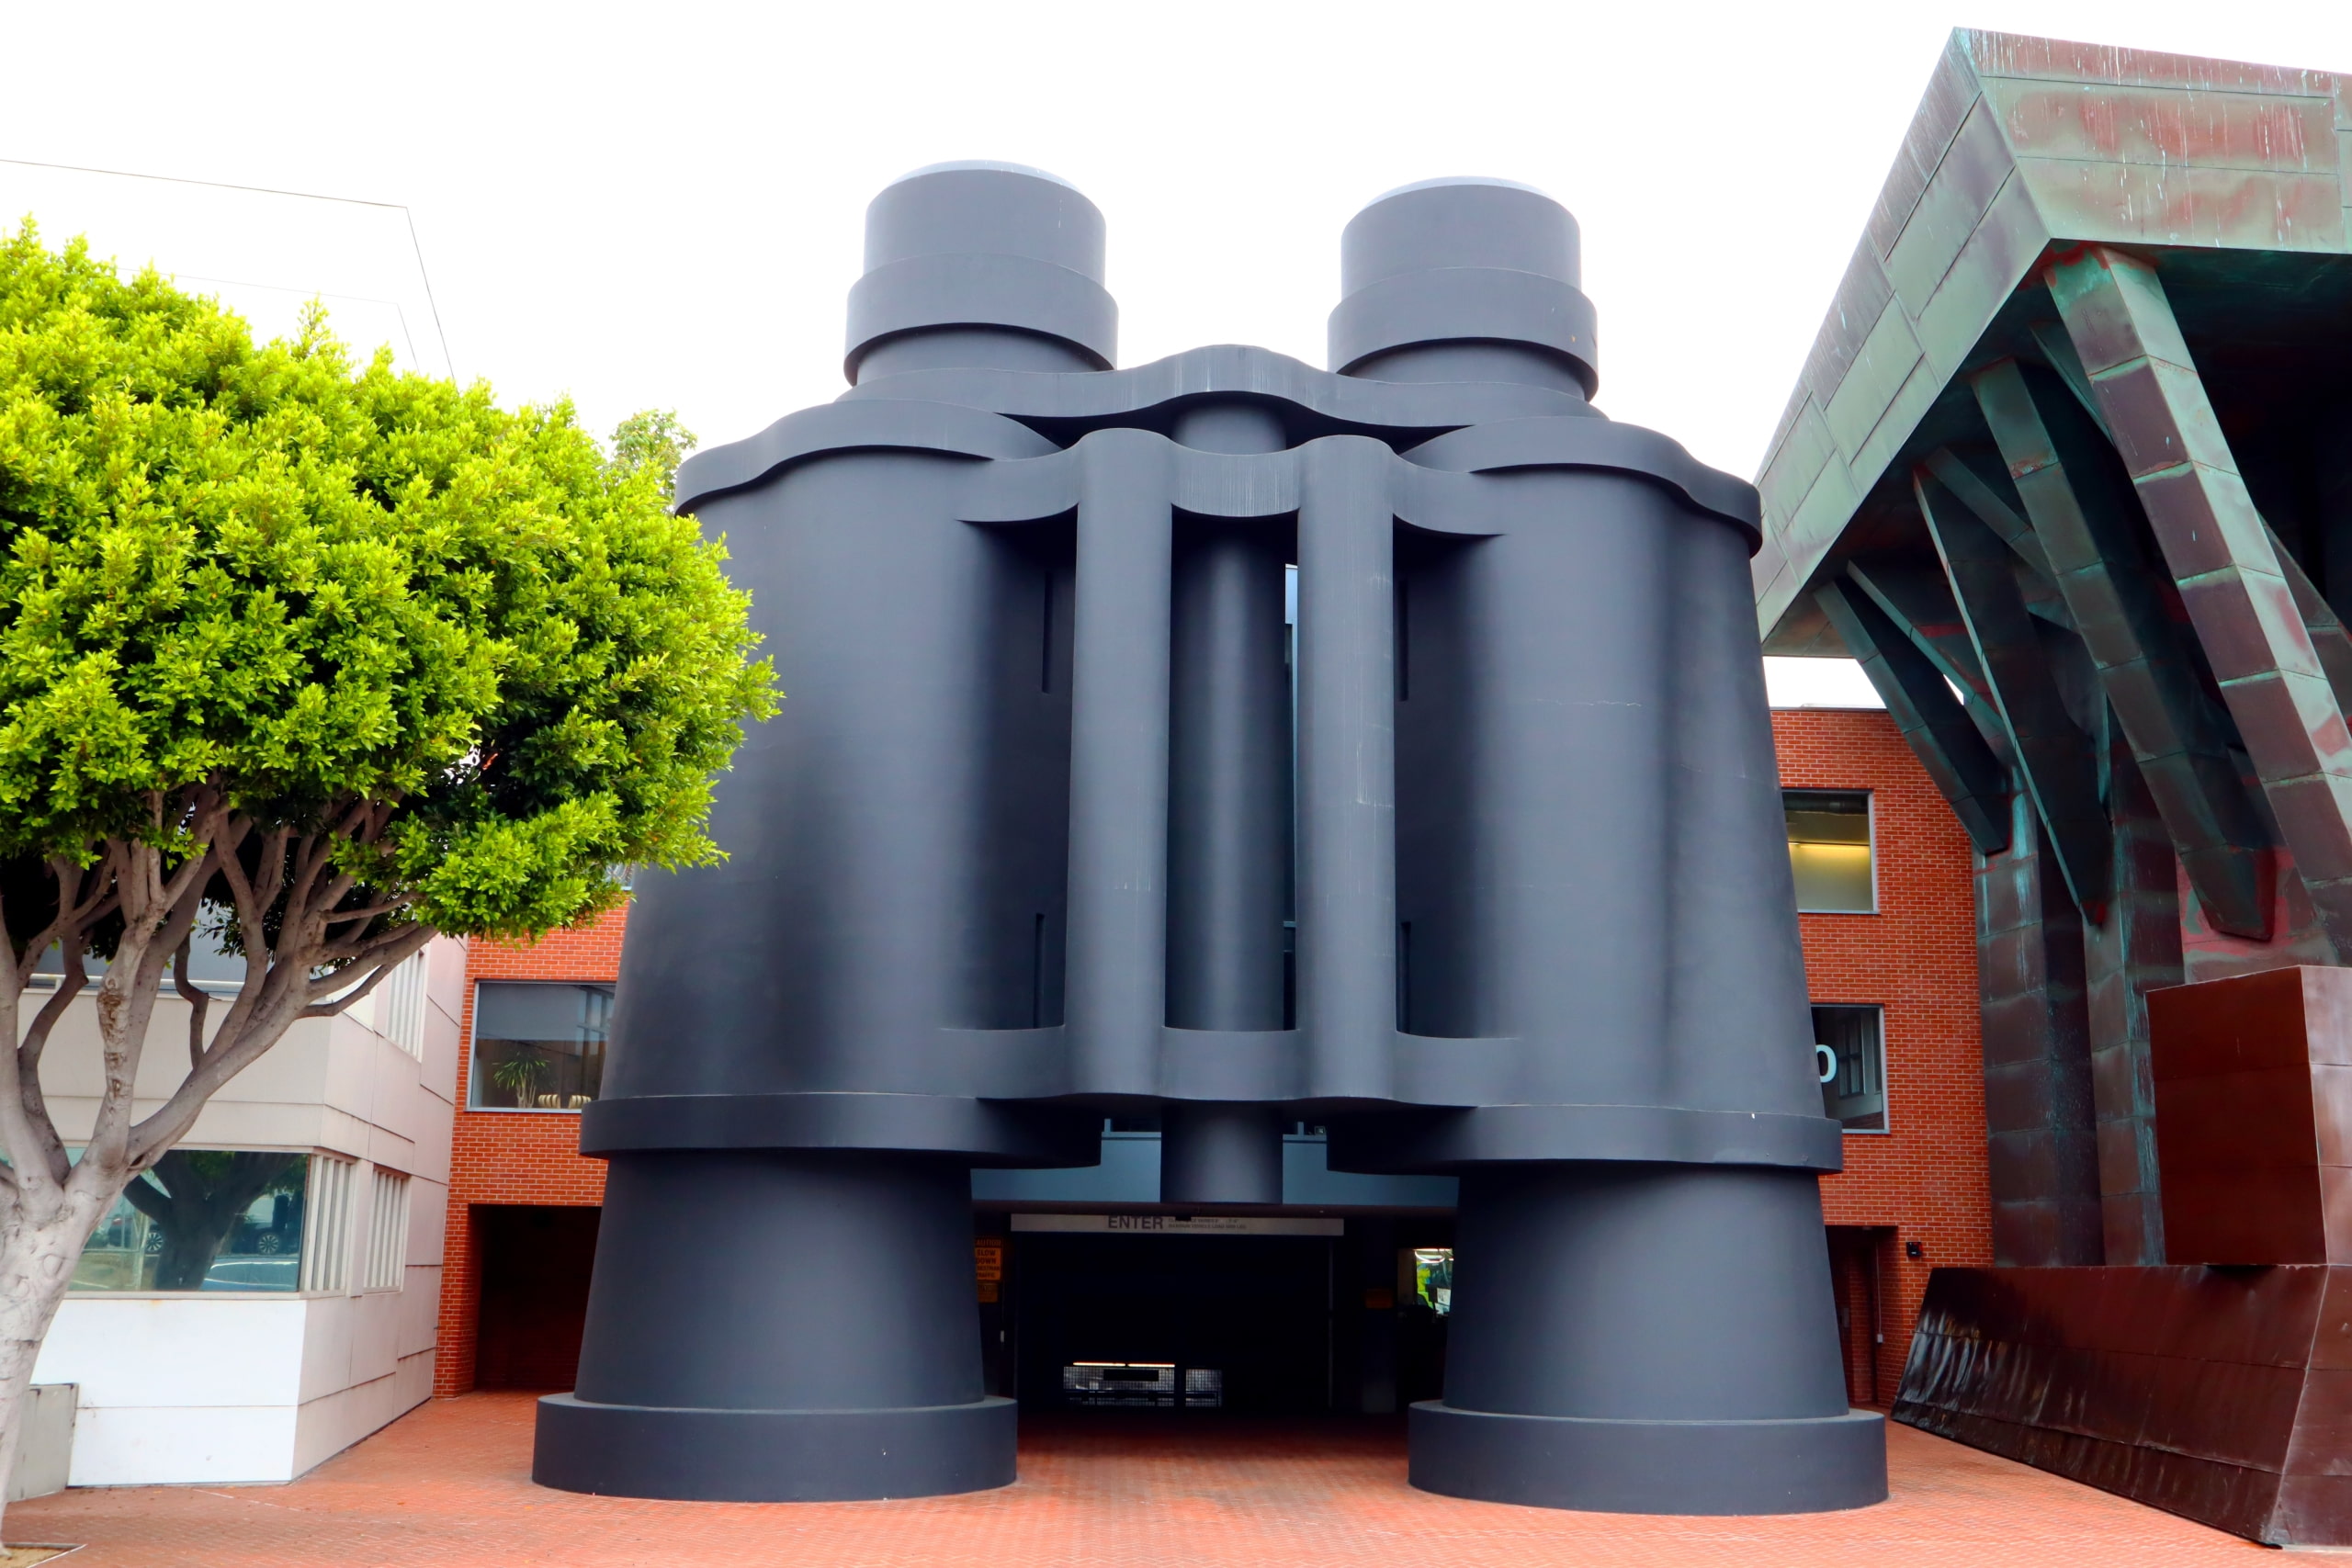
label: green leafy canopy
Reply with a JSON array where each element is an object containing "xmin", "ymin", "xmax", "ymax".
[{"xmin": 0, "ymin": 220, "xmax": 777, "ymax": 942}]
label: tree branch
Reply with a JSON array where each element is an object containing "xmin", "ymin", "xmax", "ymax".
[
  {"xmin": 203, "ymin": 819, "xmax": 287, "ymax": 1069},
  {"xmin": 7, "ymin": 952, "xmax": 82, "ymax": 1189},
  {"xmin": 174, "ymin": 935, "xmax": 210, "ymax": 1072},
  {"xmin": 0, "ymin": 860, "xmax": 101, "ymax": 1193},
  {"xmin": 87, "ymin": 815, "xmax": 221, "ymax": 1170},
  {"xmin": 8, "ymin": 858, "xmax": 109, "ymax": 978},
  {"xmin": 322, "ymin": 902, "xmax": 408, "ymax": 928},
  {"xmin": 300, "ymin": 924, "xmax": 433, "ymax": 1017},
  {"xmin": 108, "ymin": 785, "xmax": 431, "ymax": 1168},
  {"xmin": 19, "ymin": 953, "xmax": 85, "ymax": 1083},
  {"xmin": 127, "ymin": 795, "xmax": 426, "ymax": 1168}
]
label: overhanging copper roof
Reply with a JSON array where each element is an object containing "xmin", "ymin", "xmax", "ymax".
[{"xmin": 1754, "ymin": 28, "xmax": 2352, "ymax": 650}]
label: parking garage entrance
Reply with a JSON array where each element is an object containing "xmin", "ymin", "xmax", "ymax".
[{"xmin": 981, "ymin": 1213, "xmax": 1453, "ymax": 1416}]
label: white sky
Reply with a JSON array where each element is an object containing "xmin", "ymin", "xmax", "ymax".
[{"xmin": 3, "ymin": 0, "xmax": 2346, "ymax": 712}]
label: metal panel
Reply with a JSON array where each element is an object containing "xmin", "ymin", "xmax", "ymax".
[
  {"xmin": 1845, "ymin": 558, "xmax": 1996, "ymax": 704},
  {"xmin": 1757, "ymin": 399, "xmax": 1838, "ymax": 525},
  {"xmin": 1971, "ymin": 357, "xmax": 2272, "ymax": 938},
  {"xmin": 2015, "ymin": 160, "xmax": 2348, "ymax": 250},
  {"xmin": 2050, "ymin": 245, "xmax": 2352, "ymax": 957},
  {"xmin": 1885, "ymin": 98, "xmax": 2019, "ymax": 314},
  {"xmin": 1815, "ymin": 580, "xmax": 2009, "ymax": 853},
  {"xmin": 1973, "ymin": 795, "xmax": 2106, "ymax": 1266},
  {"xmin": 2086, "ymin": 739, "xmax": 2182, "ymax": 1265},
  {"xmin": 1913, "ymin": 174, "xmax": 2048, "ymax": 381},
  {"xmin": 1823, "ymin": 304, "xmax": 1927, "ymax": 462},
  {"xmin": 1894, "ymin": 1263, "xmax": 2352, "ymax": 1545},
  {"xmin": 1984, "ymin": 80, "xmax": 2337, "ymax": 173},
  {"xmin": 1865, "ymin": 34, "xmax": 1985, "ymax": 260},
  {"xmin": 1918, "ymin": 469, "xmax": 2111, "ymax": 915},
  {"xmin": 1853, "ymin": 357, "xmax": 1946, "ymax": 493}
]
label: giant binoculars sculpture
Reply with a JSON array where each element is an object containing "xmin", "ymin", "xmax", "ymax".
[{"xmin": 532, "ymin": 164, "xmax": 1887, "ymax": 1514}]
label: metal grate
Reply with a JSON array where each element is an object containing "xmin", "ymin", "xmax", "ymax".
[
  {"xmin": 364, "ymin": 1168, "xmax": 409, "ymax": 1292},
  {"xmin": 379, "ymin": 953, "xmax": 429, "ymax": 1059},
  {"xmin": 300, "ymin": 1154, "xmax": 356, "ymax": 1293}
]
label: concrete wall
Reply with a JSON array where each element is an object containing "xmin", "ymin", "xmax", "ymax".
[
  {"xmin": 28, "ymin": 935, "xmax": 463, "ymax": 1484},
  {"xmin": 8, "ymin": 1385, "xmax": 77, "ymax": 1501}
]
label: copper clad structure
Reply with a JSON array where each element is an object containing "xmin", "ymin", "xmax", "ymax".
[{"xmin": 1755, "ymin": 28, "xmax": 2352, "ymax": 1547}]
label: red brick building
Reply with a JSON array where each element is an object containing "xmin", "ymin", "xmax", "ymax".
[
  {"xmin": 1777, "ymin": 706, "xmax": 1991, "ymax": 1404},
  {"xmin": 432, "ymin": 911, "xmax": 619, "ymax": 1398},
  {"xmin": 436, "ymin": 705, "xmax": 1988, "ymax": 1411}
]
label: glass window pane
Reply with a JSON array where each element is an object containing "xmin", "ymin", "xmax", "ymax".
[
  {"xmin": 1786, "ymin": 789, "xmax": 1873, "ymax": 912},
  {"xmin": 1413, "ymin": 1247, "xmax": 1453, "ymax": 1314},
  {"xmin": 71, "ymin": 1150, "xmax": 308, "ymax": 1292},
  {"xmin": 1812, "ymin": 1005, "xmax": 1886, "ymax": 1132},
  {"xmin": 175, "ymin": 926, "xmax": 248, "ymax": 988},
  {"xmin": 469, "ymin": 981, "xmax": 613, "ymax": 1110},
  {"xmin": 33, "ymin": 925, "xmax": 247, "ymax": 989}
]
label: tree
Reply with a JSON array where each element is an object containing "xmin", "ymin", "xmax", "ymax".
[
  {"xmin": 605, "ymin": 409, "xmax": 695, "ymax": 499},
  {"xmin": 0, "ymin": 221, "xmax": 775, "ymax": 1522}
]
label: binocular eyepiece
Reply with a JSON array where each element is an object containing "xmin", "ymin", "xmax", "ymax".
[{"xmin": 847, "ymin": 162, "xmax": 1597, "ymax": 396}]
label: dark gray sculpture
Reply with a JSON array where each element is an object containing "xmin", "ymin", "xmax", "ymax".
[{"xmin": 531, "ymin": 163, "xmax": 1887, "ymax": 1514}]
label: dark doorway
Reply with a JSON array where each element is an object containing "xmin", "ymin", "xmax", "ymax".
[
  {"xmin": 1014, "ymin": 1234, "xmax": 1334, "ymax": 1413},
  {"xmin": 474, "ymin": 1205, "xmax": 601, "ymax": 1390},
  {"xmin": 1825, "ymin": 1224, "xmax": 1893, "ymax": 1407}
]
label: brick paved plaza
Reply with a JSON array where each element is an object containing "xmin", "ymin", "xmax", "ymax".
[{"xmin": 8, "ymin": 1393, "xmax": 2263, "ymax": 1566}]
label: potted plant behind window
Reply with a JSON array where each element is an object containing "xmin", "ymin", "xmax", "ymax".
[{"xmin": 491, "ymin": 1054, "xmax": 550, "ymax": 1110}]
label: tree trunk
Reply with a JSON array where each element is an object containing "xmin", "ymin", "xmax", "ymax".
[{"xmin": 0, "ymin": 1195, "xmax": 111, "ymax": 1540}]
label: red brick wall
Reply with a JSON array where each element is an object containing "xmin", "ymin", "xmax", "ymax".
[
  {"xmin": 432, "ymin": 907, "xmax": 624, "ymax": 1396},
  {"xmin": 1776, "ymin": 706, "xmax": 1994, "ymax": 1402}
]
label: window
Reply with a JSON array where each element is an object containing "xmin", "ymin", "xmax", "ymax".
[
  {"xmin": 1411, "ymin": 1247, "xmax": 1453, "ymax": 1314},
  {"xmin": 379, "ymin": 952, "xmax": 428, "ymax": 1059},
  {"xmin": 301, "ymin": 1154, "xmax": 356, "ymax": 1292},
  {"xmin": 1814, "ymin": 1004, "xmax": 1887, "ymax": 1132},
  {"xmin": 468, "ymin": 981, "xmax": 614, "ymax": 1111},
  {"xmin": 363, "ymin": 1168, "xmax": 410, "ymax": 1292},
  {"xmin": 1785, "ymin": 789, "xmax": 1874, "ymax": 912},
  {"xmin": 32, "ymin": 925, "xmax": 247, "ymax": 995},
  {"xmin": 69, "ymin": 1149, "xmax": 311, "ymax": 1293}
]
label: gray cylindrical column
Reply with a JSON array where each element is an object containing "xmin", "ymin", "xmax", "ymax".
[
  {"xmin": 1411, "ymin": 1164, "xmax": 1883, "ymax": 1514},
  {"xmin": 1470, "ymin": 467, "xmax": 1673, "ymax": 1109},
  {"xmin": 537, "ymin": 1152, "xmax": 1010, "ymax": 1500},
  {"xmin": 547, "ymin": 166, "xmax": 1121, "ymax": 1506},
  {"xmin": 1295, "ymin": 436, "xmax": 1399, "ymax": 1101},
  {"xmin": 1162, "ymin": 401, "xmax": 1290, "ymax": 1204},
  {"xmin": 1663, "ymin": 490, "xmax": 1825, "ymax": 1119},
  {"xmin": 1349, "ymin": 184, "xmax": 1879, "ymax": 1514},
  {"xmin": 1166, "ymin": 401, "xmax": 1290, "ymax": 1032},
  {"xmin": 1065, "ymin": 429, "xmax": 1175, "ymax": 1096},
  {"xmin": 1160, "ymin": 1102, "xmax": 1285, "ymax": 1205},
  {"xmin": 849, "ymin": 161, "xmax": 1115, "ymax": 383},
  {"xmin": 1446, "ymin": 1165, "xmax": 1845, "ymax": 1419},
  {"xmin": 1330, "ymin": 177, "xmax": 1596, "ymax": 395}
]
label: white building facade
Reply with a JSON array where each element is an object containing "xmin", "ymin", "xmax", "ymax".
[{"xmin": 29, "ymin": 937, "xmax": 464, "ymax": 1484}]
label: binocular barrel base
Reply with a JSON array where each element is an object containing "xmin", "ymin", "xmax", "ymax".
[
  {"xmin": 532, "ymin": 1393, "xmax": 1016, "ymax": 1502},
  {"xmin": 1408, "ymin": 1402, "xmax": 1888, "ymax": 1515}
]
